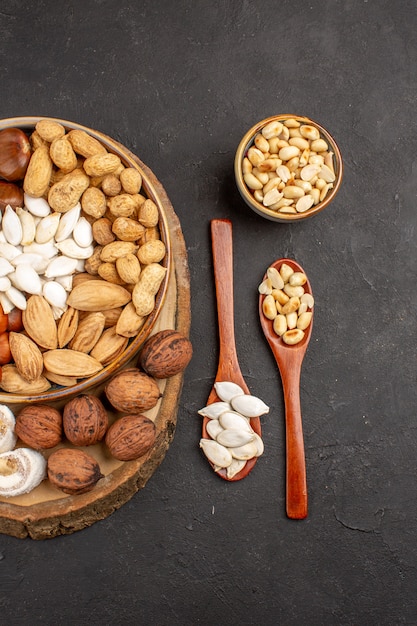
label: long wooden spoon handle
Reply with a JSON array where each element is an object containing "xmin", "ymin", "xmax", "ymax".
[
  {"xmin": 279, "ymin": 359, "xmax": 308, "ymax": 519},
  {"xmin": 211, "ymin": 219, "xmax": 239, "ymax": 376}
]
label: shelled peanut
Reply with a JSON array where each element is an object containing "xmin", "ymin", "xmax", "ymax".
[
  {"xmin": 0, "ymin": 119, "xmax": 169, "ymax": 392},
  {"xmin": 242, "ymin": 118, "xmax": 336, "ymax": 215},
  {"xmin": 258, "ymin": 263, "xmax": 314, "ymax": 345}
]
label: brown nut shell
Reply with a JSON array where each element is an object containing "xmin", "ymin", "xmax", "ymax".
[
  {"xmin": 47, "ymin": 448, "xmax": 103, "ymax": 495},
  {"xmin": 63, "ymin": 394, "xmax": 109, "ymax": 446},
  {"xmin": 105, "ymin": 414, "xmax": 156, "ymax": 461},
  {"xmin": 15, "ymin": 404, "xmax": 62, "ymax": 449},
  {"xmin": 104, "ymin": 367, "xmax": 160, "ymax": 413},
  {"xmin": 139, "ymin": 329, "xmax": 193, "ymax": 379}
]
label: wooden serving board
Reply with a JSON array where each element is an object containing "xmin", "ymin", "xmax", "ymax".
[{"xmin": 0, "ymin": 149, "xmax": 191, "ymax": 540}]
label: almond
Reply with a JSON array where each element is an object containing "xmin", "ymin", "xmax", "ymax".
[
  {"xmin": 89, "ymin": 326, "xmax": 129, "ymax": 365},
  {"xmin": 66, "ymin": 280, "xmax": 131, "ymax": 311},
  {"xmin": 42, "ymin": 349, "xmax": 104, "ymax": 378},
  {"xmin": 57, "ymin": 306, "xmax": 79, "ymax": 348},
  {"xmin": 22, "ymin": 294, "xmax": 58, "ymax": 350},
  {"xmin": 69, "ymin": 312, "xmax": 105, "ymax": 353},
  {"xmin": 9, "ymin": 332, "xmax": 44, "ymax": 383},
  {"xmin": 0, "ymin": 364, "xmax": 51, "ymax": 394}
]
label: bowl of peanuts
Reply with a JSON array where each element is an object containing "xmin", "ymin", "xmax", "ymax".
[
  {"xmin": 0, "ymin": 116, "xmax": 171, "ymax": 408},
  {"xmin": 234, "ymin": 114, "xmax": 343, "ymax": 222}
]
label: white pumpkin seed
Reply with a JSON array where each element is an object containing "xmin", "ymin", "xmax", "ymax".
[
  {"xmin": 35, "ymin": 212, "xmax": 61, "ymax": 244},
  {"xmin": 252, "ymin": 433, "xmax": 264, "ymax": 457},
  {"xmin": 14, "ymin": 264, "xmax": 42, "ymax": 295},
  {"xmin": 73, "ymin": 216, "xmax": 93, "ymax": 247},
  {"xmin": 230, "ymin": 440, "xmax": 259, "ymax": 461},
  {"xmin": 54, "ymin": 203, "xmax": 81, "ymax": 242},
  {"xmin": 226, "ymin": 458, "xmax": 247, "ymax": 479},
  {"xmin": 197, "ymin": 401, "xmax": 231, "ymax": 419},
  {"xmin": 0, "ymin": 242, "xmax": 22, "ymax": 262},
  {"xmin": 0, "ymin": 292, "xmax": 13, "ymax": 313},
  {"xmin": 214, "ymin": 381, "xmax": 245, "ymax": 402},
  {"xmin": 0, "ymin": 257, "xmax": 14, "ymax": 276},
  {"xmin": 206, "ymin": 419, "xmax": 224, "ymax": 440},
  {"xmin": 216, "ymin": 428, "xmax": 255, "ymax": 448},
  {"xmin": 2, "ymin": 205, "xmax": 23, "ymax": 246},
  {"xmin": 23, "ymin": 240, "xmax": 58, "ymax": 259},
  {"xmin": 12, "ymin": 252, "xmax": 49, "ymax": 274},
  {"xmin": 16, "ymin": 207, "xmax": 36, "ymax": 246},
  {"xmin": 24, "ymin": 194, "xmax": 51, "ymax": 217},
  {"xmin": 43, "ymin": 280, "xmax": 68, "ymax": 309},
  {"xmin": 199, "ymin": 439, "xmax": 232, "ymax": 468},
  {"xmin": 0, "ymin": 276, "xmax": 11, "ymax": 291},
  {"xmin": 56, "ymin": 238, "xmax": 94, "ymax": 259},
  {"xmin": 55, "ymin": 274, "xmax": 73, "ymax": 291},
  {"xmin": 44, "ymin": 255, "xmax": 79, "ymax": 278},
  {"xmin": 218, "ymin": 410, "xmax": 253, "ymax": 432},
  {"xmin": 6, "ymin": 286, "xmax": 27, "ymax": 310},
  {"xmin": 231, "ymin": 394, "xmax": 270, "ymax": 418}
]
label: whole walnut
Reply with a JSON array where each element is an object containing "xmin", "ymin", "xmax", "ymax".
[
  {"xmin": 47, "ymin": 448, "xmax": 103, "ymax": 495},
  {"xmin": 105, "ymin": 368, "xmax": 160, "ymax": 413},
  {"xmin": 138, "ymin": 329, "xmax": 192, "ymax": 379},
  {"xmin": 105, "ymin": 414, "xmax": 156, "ymax": 461},
  {"xmin": 15, "ymin": 404, "xmax": 62, "ymax": 449},
  {"xmin": 63, "ymin": 394, "xmax": 108, "ymax": 446}
]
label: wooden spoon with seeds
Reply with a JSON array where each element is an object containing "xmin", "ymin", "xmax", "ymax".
[
  {"xmin": 259, "ymin": 258, "xmax": 314, "ymax": 519},
  {"xmin": 201, "ymin": 219, "xmax": 262, "ymax": 481}
]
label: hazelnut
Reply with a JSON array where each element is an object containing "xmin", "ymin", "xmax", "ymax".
[
  {"xmin": 63, "ymin": 394, "xmax": 109, "ymax": 446},
  {"xmin": 105, "ymin": 414, "xmax": 156, "ymax": 461},
  {"xmin": 139, "ymin": 329, "xmax": 193, "ymax": 379},
  {"xmin": 15, "ymin": 404, "xmax": 62, "ymax": 449},
  {"xmin": 105, "ymin": 368, "xmax": 160, "ymax": 413},
  {"xmin": 47, "ymin": 448, "xmax": 103, "ymax": 495}
]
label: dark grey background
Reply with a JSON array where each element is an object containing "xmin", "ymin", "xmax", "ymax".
[{"xmin": 1, "ymin": 1, "xmax": 416, "ymax": 624}]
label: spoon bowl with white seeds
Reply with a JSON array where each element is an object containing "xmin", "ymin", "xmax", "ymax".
[
  {"xmin": 199, "ymin": 219, "xmax": 265, "ymax": 482},
  {"xmin": 259, "ymin": 258, "xmax": 314, "ymax": 519}
]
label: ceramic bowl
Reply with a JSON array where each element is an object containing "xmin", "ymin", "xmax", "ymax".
[
  {"xmin": 0, "ymin": 116, "xmax": 171, "ymax": 410},
  {"xmin": 234, "ymin": 114, "xmax": 343, "ymax": 222}
]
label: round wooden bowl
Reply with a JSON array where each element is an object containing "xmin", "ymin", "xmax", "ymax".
[
  {"xmin": 234, "ymin": 114, "xmax": 343, "ymax": 222},
  {"xmin": 0, "ymin": 119, "xmax": 191, "ymax": 539},
  {"xmin": 0, "ymin": 116, "xmax": 171, "ymax": 411}
]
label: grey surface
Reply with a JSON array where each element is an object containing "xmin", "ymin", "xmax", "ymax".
[{"xmin": 0, "ymin": 1, "xmax": 417, "ymax": 624}]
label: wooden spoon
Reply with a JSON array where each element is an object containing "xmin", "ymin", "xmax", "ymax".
[
  {"xmin": 201, "ymin": 219, "xmax": 262, "ymax": 481},
  {"xmin": 259, "ymin": 258, "xmax": 314, "ymax": 519}
]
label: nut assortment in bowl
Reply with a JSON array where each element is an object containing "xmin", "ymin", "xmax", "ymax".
[
  {"xmin": 234, "ymin": 114, "xmax": 343, "ymax": 222},
  {"xmin": 0, "ymin": 116, "xmax": 193, "ymax": 515},
  {"xmin": 0, "ymin": 116, "xmax": 172, "ymax": 406}
]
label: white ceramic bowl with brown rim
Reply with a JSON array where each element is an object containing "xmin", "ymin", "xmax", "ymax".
[
  {"xmin": 0, "ymin": 116, "xmax": 171, "ymax": 411},
  {"xmin": 234, "ymin": 114, "xmax": 343, "ymax": 222}
]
